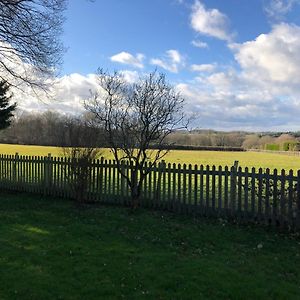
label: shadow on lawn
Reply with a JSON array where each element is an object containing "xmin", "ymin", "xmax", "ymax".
[{"xmin": 0, "ymin": 192, "xmax": 300, "ymax": 300}]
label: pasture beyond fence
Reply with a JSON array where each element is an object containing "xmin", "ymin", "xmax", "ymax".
[{"xmin": 0, "ymin": 153, "xmax": 299, "ymax": 231}]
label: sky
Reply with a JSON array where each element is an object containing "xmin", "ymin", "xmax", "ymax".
[{"xmin": 14, "ymin": 0, "xmax": 300, "ymax": 131}]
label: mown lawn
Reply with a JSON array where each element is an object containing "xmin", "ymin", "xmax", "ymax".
[
  {"xmin": 1, "ymin": 143, "xmax": 300, "ymax": 171},
  {"xmin": 0, "ymin": 192, "xmax": 299, "ymax": 299}
]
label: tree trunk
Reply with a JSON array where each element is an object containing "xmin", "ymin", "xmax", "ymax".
[{"xmin": 131, "ymin": 181, "xmax": 141, "ymax": 209}]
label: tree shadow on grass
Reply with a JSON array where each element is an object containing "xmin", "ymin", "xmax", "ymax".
[{"xmin": 0, "ymin": 192, "xmax": 299, "ymax": 300}]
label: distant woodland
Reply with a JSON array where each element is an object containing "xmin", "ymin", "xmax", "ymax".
[{"xmin": 1, "ymin": 110, "xmax": 300, "ymax": 150}]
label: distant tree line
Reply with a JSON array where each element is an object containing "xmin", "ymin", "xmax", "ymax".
[
  {"xmin": 0, "ymin": 110, "xmax": 105, "ymax": 148},
  {"xmin": 0, "ymin": 110, "xmax": 299, "ymax": 151},
  {"xmin": 166, "ymin": 130, "xmax": 300, "ymax": 150}
]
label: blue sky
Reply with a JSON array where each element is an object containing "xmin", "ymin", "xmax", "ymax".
[
  {"xmin": 62, "ymin": 0, "xmax": 271, "ymax": 77},
  {"xmin": 14, "ymin": 0, "xmax": 300, "ymax": 131}
]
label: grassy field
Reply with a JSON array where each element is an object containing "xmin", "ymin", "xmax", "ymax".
[
  {"xmin": 1, "ymin": 143, "xmax": 300, "ymax": 171},
  {"xmin": 0, "ymin": 192, "xmax": 299, "ymax": 299}
]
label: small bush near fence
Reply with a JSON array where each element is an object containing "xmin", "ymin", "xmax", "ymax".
[{"xmin": 0, "ymin": 153, "xmax": 299, "ymax": 231}]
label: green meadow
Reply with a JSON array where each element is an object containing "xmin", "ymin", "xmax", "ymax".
[
  {"xmin": 0, "ymin": 192, "xmax": 299, "ymax": 300},
  {"xmin": 1, "ymin": 143, "xmax": 300, "ymax": 171}
]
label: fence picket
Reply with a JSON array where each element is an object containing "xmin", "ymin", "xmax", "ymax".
[
  {"xmin": 120, "ymin": 161, "xmax": 125, "ymax": 205},
  {"xmin": 297, "ymin": 170, "xmax": 300, "ymax": 230},
  {"xmin": 288, "ymin": 170, "xmax": 294, "ymax": 228},
  {"xmin": 156, "ymin": 162, "xmax": 163, "ymax": 209},
  {"xmin": 212, "ymin": 165, "xmax": 216, "ymax": 214},
  {"xmin": 230, "ymin": 166, "xmax": 236, "ymax": 216},
  {"xmin": 251, "ymin": 167, "xmax": 256, "ymax": 219},
  {"xmin": 177, "ymin": 164, "xmax": 181, "ymax": 213},
  {"xmin": 224, "ymin": 166, "xmax": 229, "ymax": 216},
  {"xmin": 218, "ymin": 166, "xmax": 222, "ymax": 214},
  {"xmin": 115, "ymin": 160, "xmax": 118, "ymax": 201},
  {"xmin": 257, "ymin": 168, "xmax": 263, "ymax": 221},
  {"xmin": 265, "ymin": 168, "xmax": 270, "ymax": 224},
  {"xmin": 108, "ymin": 160, "xmax": 112, "ymax": 201},
  {"xmin": 162, "ymin": 161, "xmax": 167, "ymax": 209},
  {"xmin": 167, "ymin": 163, "xmax": 171, "ymax": 211},
  {"xmin": 172, "ymin": 163, "xmax": 176, "ymax": 212},
  {"xmin": 205, "ymin": 165, "xmax": 210, "ymax": 215},
  {"xmin": 237, "ymin": 166, "xmax": 242, "ymax": 220},
  {"xmin": 149, "ymin": 163, "xmax": 153, "ymax": 207},
  {"xmin": 188, "ymin": 164, "xmax": 192, "ymax": 214},
  {"xmin": 153, "ymin": 163, "xmax": 157, "ymax": 209},
  {"xmin": 199, "ymin": 165, "xmax": 204, "ymax": 215},
  {"xmin": 182, "ymin": 164, "xmax": 187, "ymax": 213},
  {"xmin": 272, "ymin": 169, "xmax": 278, "ymax": 226},
  {"xmin": 244, "ymin": 167, "xmax": 249, "ymax": 220},
  {"xmin": 194, "ymin": 165, "xmax": 198, "ymax": 212},
  {"xmin": 0, "ymin": 154, "xmax": 298, "ymax": 231},
  {"xmin": 280, "ymin": 169, "xmax": 286, "ymax": 229}
]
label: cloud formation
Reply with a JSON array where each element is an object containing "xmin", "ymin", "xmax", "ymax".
[
  {"xmin": 230, "ymin": 23, "xmax": 300, "ymax": 85},
  {"xmin": 264, "ymin": 0, "xmax": 299, "ymax": 20},
  {"xmin": 110, "ymin": 51, "xmax": 145, "ymax": 68},
  {"xmin": 191, "ymin": 40, "xmax": 208, "ymax": 49},
  {"xmin": 150, "ymin": 50, "xmax": 185, "ymax": 73},
  {"xmin": 12, "ymin": 73, "xmax": 99, "ymax": 115},
  {"xmin": 175, "ymin": 23, "xmax": 300, "ymax": 130},
  {"xmin": 190, "ymin": 0, "xmax": 233, "ymax": 41},
  {"xmin": 11, "ymin": 70, "xmax": 142, "ymax": 116},
  {"xmin": 5, "ymin": 21, "xmax": 300, "ymax": 131},
  {"xmin": 191, "ymin": 63, "xmax": 216, "ymax": 72}
]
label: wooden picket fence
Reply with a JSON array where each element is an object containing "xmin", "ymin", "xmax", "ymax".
[{"xmin": 0, "ymin": 153, "xmax": 299, "ymax": 231}]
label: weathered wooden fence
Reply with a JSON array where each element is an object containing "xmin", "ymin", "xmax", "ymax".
[{"xmin": 0, "ymin": 153, "xmax": 299, "ymax": 231}]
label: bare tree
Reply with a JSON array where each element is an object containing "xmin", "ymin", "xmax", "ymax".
[
  {"xmin": 61, "ymin": 116, "xmax": 102, "ymax": 204},
  {"xmin": 0, "ymin": 0, "xmax": 66, "ymax": 90},
  {"xmin": 242, "ymin": 134, "xmax": 260, "ymax": 149},
  {"xmin": 85, "ymin": 69, "xmax": 186, "ymax": 209}
]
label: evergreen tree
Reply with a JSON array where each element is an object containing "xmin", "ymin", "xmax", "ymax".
[{"xmin": 0, "ymin": 81, "xmax": 16, "ymax": 130}]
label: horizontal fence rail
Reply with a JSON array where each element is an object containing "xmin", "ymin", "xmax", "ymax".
[{"xmin": 0, "ymin": 153, "xmax": 299, "ymax": 231}]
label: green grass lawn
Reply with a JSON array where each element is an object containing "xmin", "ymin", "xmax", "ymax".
[
  {"xmin": 1, "ymin": 143, "xmax": 300, "ymax": 171},
  {"xmin": 0, "ymin": 192, "xmax": 299, "ymax": 299}
]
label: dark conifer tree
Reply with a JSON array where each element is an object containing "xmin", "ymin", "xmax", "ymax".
[{"xmin": 0, "ymin": 81, "xmax": 16, "ymax": 130}]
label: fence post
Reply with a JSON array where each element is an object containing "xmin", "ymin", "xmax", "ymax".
[
  {"xmin": 120, "ymin": 161, "xmax": 125, "ymax": 205},
  {"xmin": 161, "ymin": 160, "xmax": 167, "ymax": 209},
  {"xmin": 230, "ymin": 160, "xmax": 239, "ymax": 215},
  {"xmin": 297, "ymin": 170, "xmax": 300, "ymax": 230},
  {"xmin": 13, "ymin": 152, "xmax": 18, "ymax": 185},
  {"xmin": 44, "ymin": 153, "xmax": 52, "ymax": 195},
  {"xmin": 12, "ymin": 152, "xmax": 19, "ymax": 183},
  {"xmin": 156, "ymin": 161, "xmax": 166, "ymax": 208}
]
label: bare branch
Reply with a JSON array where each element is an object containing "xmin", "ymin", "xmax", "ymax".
[
  {"xmin": 85, "ymin": 70, "xmax": 187, "ymax": 208},
  {"xmin": 0, "ymin": 0, "xmax": 66, "ymax": 90}
]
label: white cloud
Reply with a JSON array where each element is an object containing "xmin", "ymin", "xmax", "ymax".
[
  {"xmin": 150, "ymin": 49, "xmax": 185, "ymax": 73},
  {"xmin": 191, "ymin": 40, "xmax": 208, "ymax": 48},
  {"xmin": 11, "ymin": 69, "xmax": 144, "ymax": 115},
  {"xmin": 11, "ymin": 73, "xmax": 99, "ymax": 115},
  {"xmin": 175, "ymin": 23, "xmax": 300, "ymax": 130},
  {"xmin": 191, "ymin": 63, "xmax": 216, "ymax": 72},
  {"xmin": 0, "ymin": 41, "xmax": 50, "ymax": 90},
  {"xmin": 176, "ymin": 76, "xmax": 300, "ymax": 131},
  {"xmin": 229, "ymin": 23, "xmax": 300, "ymax": 85},
  {"xmin": 190, "ymin": 0, "xmax": 233, "ymax": 41},
  {"xmin": 110, "ymin": 51, "xmax": 144, "ymax": 68},
  {"xmin": 264, "ymin": 0, "xmax": 299, "ymax": 20},
  {"xmin": 119, "ymin": 70, "xmax": 139, "ymax": 83},
  {"xmin": 5, "ymin": 22, "xmax": 300, "ymax": 131}
]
